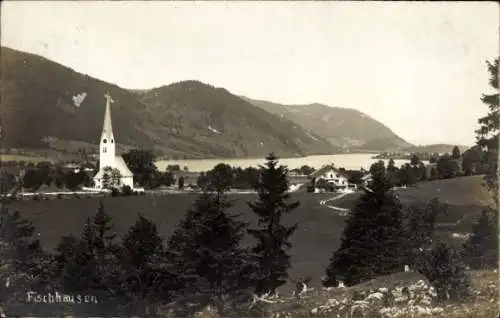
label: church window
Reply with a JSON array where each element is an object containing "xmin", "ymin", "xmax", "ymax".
[
  {"xmin": 111, "ymin": 139, "xmax": 114, "ymax": 143},
  {"xmin": 103, "ymin": 139, "xmax": 107, "ymax": 143},
  {"xmin": 103, "ymin": 147, "xmax": 107, "ymax": 153}
]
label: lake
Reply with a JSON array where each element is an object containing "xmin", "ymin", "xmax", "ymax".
[{"xmin": 156, "ymin": 153, "xmax": 425, "ymax": 172}]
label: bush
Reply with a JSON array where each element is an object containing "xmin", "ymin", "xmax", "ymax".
[
  {"xmin": 111, "ymin": 187, "xmax": 120, "ymax": 197},
  {"xmin": 417, "ymin": 243, "xmax": 470, "ymax": 301},
  {"xmin": 121, "ymin": 185, "xmax": 133, "ymax": 196}
]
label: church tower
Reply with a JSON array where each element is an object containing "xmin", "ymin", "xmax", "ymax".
[{"xmin": 99, "ymin": 93, "xmax": 116, "ymax": 170}]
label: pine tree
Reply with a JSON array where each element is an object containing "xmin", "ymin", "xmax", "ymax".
[
  {"xmin": 386, "ymin": 159, "xmax": 399, "ymax": 185},
  {"xmin": 0, "ymin": 205, "xmax": 50, "ymax": 307},
  {"xmin": 402, "ymin": 198, "xmax": 441, "ymax": 269},
  {"xmin": 451, "ymin": 146, "xmax": 461, "ymax": 160},
  {"xmin": 121, "ymin": 214, "xmax": 173, "ymax": 315},
  {"xmin": 247, "ymin": 153, "xmax": 299, "ymax": 296},
  {"xmin": 476, "ymin": 57, "xmax": 499, "ymax": 203},
  {"xmin": 462, "ymin": 208, "xmax": 498, "ymax": 269},
  {"xmin": 166, "ymin": 190, "xmax": 251, "ymax": 313},
  {"xmin": 55, "ymin": 202, "xmax": 122, "ymax": 299},
  {"xmin": 323, "ymin": 172, "xmax": 406, "ymax": 287}
]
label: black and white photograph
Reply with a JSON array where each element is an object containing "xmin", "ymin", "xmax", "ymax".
[{"xmin": 1, "ymin": 1, "xmax": 498, "ymax": 317}]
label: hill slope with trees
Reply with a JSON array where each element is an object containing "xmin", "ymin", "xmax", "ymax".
[
  {"xmin": 241, "ymin": 96, "xmax": 414, "ymax": 151},
  {"xmin": 1, "ymin": 47, "xmax": 336, "ymax": 159}
]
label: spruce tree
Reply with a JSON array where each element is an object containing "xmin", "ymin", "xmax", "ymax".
[
  {"xmin": 323, "ymin": 170, "xmax": 406, "ymax": 287},
  {"xmin": 121, "ymin": 214, "xmax": 173, "ymax": 314},
  {"xmin": 247, "ymin": 153, "xmax": 299, "ymax": 296},
  {"xmin": 402, "ymin": 198, "xmax": 441, "ymax": 269},
  {"xmin": 0, "ymin": 205, "xmax": 50, "ymax": 307},
  {"xmin": 475, "ymin": 57, "xmax": 499, "ymax": 203},
  {"xmin": 166, "ymin": 190, "xmax": 251, "ymax": 313},
  {"xmin": 462, "ymin": 207, "xmax": 498, "ymax": 269},
  {"xmin": 55, "ymin": 202, "xmax": 122, "ymax": 299}
]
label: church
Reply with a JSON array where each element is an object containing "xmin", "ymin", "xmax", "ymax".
[{"xmin": 93, "ymin": 93, "xmax": 135, "ymax": 190}]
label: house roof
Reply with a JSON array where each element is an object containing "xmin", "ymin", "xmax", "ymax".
[
  {"xmin": 310, "ymin": 164, "xmax": 347, "ymax": 179},
  {"xmin": 361, "ymin": 173, "xmax": 373, "ymax": 180}
]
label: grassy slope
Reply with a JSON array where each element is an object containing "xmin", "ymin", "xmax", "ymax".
[{"xmin": 258, "ymin": 269, "xmax": 499, "ymax": 318}]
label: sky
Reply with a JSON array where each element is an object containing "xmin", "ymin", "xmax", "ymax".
[{"xmin": 2, "ymin": 1, "xmax": 498, "ymax": 146}]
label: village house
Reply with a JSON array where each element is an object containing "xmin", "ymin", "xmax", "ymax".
[
  {"xmin": 361, "ymin": 172, "xmax": 373, "ymax": 186},
  {"xmin": 309, "ymin": 164, "xmax": 350, "ymax": 191}
]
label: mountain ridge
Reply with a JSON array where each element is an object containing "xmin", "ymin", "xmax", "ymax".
[
  {"xmin": 0, "ymin": 47, "xmax": 337, "ymax": 159},
  {"xmin": 241, "ymin": 96, "xmax": 414, "ymax": 151},
  {"xmin": 1, "ymin": 46, "xmax": 464, "ymax": 160}
]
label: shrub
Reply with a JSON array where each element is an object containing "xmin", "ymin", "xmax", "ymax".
[
  {"xmin": 111, "ymin": 187, "xmax": 120, "ymax": 197},
  {"xmin": 121, "ymin": 185, "xmax": 133, "ymax": 196},
  {"xmin": 417, "ymin": 243, "xmax": 470, "ymax": 301}
]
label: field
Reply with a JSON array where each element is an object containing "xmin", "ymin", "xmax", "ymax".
[
  {"xmin": 334, "ymin": 176, "xmax": 492, "ymax": 232},
  {"xmin": 6, "ymin": 176, "xmax": 492, "ymax": 294},
  {"xmin": 8, "ymin": 191, "xmax": 340, "ymax": 294},
  {"xmin": 0, "ymin": 154, "xmax": 55, "ymax": 164}
]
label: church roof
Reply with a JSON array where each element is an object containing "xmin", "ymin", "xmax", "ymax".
[
  {"xmin": 93, "ymin": 156, "xmax": 133, "ymax": 178},
  {"xmin": 114, "ymin": 156, "xmax": 133, "ymax": 176},
  {"xmin": 101, "ymin": 93, "xmax": 114, "ymax": 138}
]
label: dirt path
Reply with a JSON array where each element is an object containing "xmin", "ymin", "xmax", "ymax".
[{"xmin": 319, "ymin": 192, "xmax": 352, "ymax": 216}]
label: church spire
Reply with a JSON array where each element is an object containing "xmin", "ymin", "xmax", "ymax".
[{"xmin": 102, "ymin": 92, "xmax": 114, "ymax": 138}]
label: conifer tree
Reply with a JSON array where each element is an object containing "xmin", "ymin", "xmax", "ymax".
[
  {"xmin": 462, "ymin": 207, "xmax": 498, "ymax": 269},
  {"xmin": 121, "ymin": 214, "xmax": 173, "ymax": 314},
  {"xmin": 475, "ymin": 57, "xmax": 499, "ymax": 203},
  {"xmin": 323, "ymin": 170, "xmax": 406, "ymax": 287},
  {"xmin": 54, "ymin": 202, "xmax": 122, "ymax": 298},
  {"xmin": 166, "ymin": 190, "xmax": 251, "ymax": 313},
  {"xmin": 0, "ymin": 205, "xmax": 50, "ymax": 307},
  {"xmin": 462, "ymin": 57, "xmax": 499, "ymax": 272},
  {"xmin": 247, "ymin": 153, "xmax": 299, "ymax": 296},
  {"xmin": 402, "ymin": 198, "xmax": 441, "ymax": 269}
]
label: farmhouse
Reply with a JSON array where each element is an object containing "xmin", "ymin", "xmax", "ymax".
[
  {"xmin": 93, "ymin": 93, "xmax": 134, "ymax": 190},
  {"xmin": 310, "ymin": 164, "xmax": 350, "ymax": 189},
  {"xmin": 361, "ymin": 172, "xmax": 373, "ymax": 186}
]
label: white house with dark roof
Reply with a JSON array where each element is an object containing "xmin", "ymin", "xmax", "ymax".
[
  {"xmin": 310, "ymin": 164, "xmax": 350, "ymax": 189},
  {"xmin": 93, "ymin": 93, "xmax": 134, "ymax": 190},
  {"xmin": 361, "ymin": 172, "xmax": 373, "ymax": 186}
]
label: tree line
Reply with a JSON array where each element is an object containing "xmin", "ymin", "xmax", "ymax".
[{"xmin": 2, "ymin": 152, "xmax": 497, "ymax": 316}]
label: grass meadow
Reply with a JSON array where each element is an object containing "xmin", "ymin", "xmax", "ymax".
[{"xmin": 6, "ymin": 175, "xmax": 491, "ymax": 294}]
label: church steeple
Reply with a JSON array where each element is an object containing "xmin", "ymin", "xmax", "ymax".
[{"xmin": 99, "ymin": 93, "xmax": 116, "ymax": 170}]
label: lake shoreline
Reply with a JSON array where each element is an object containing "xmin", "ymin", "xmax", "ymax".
[{"xmin": 155, "ymin": 153, "xmax": 415, "ymax": 172}]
